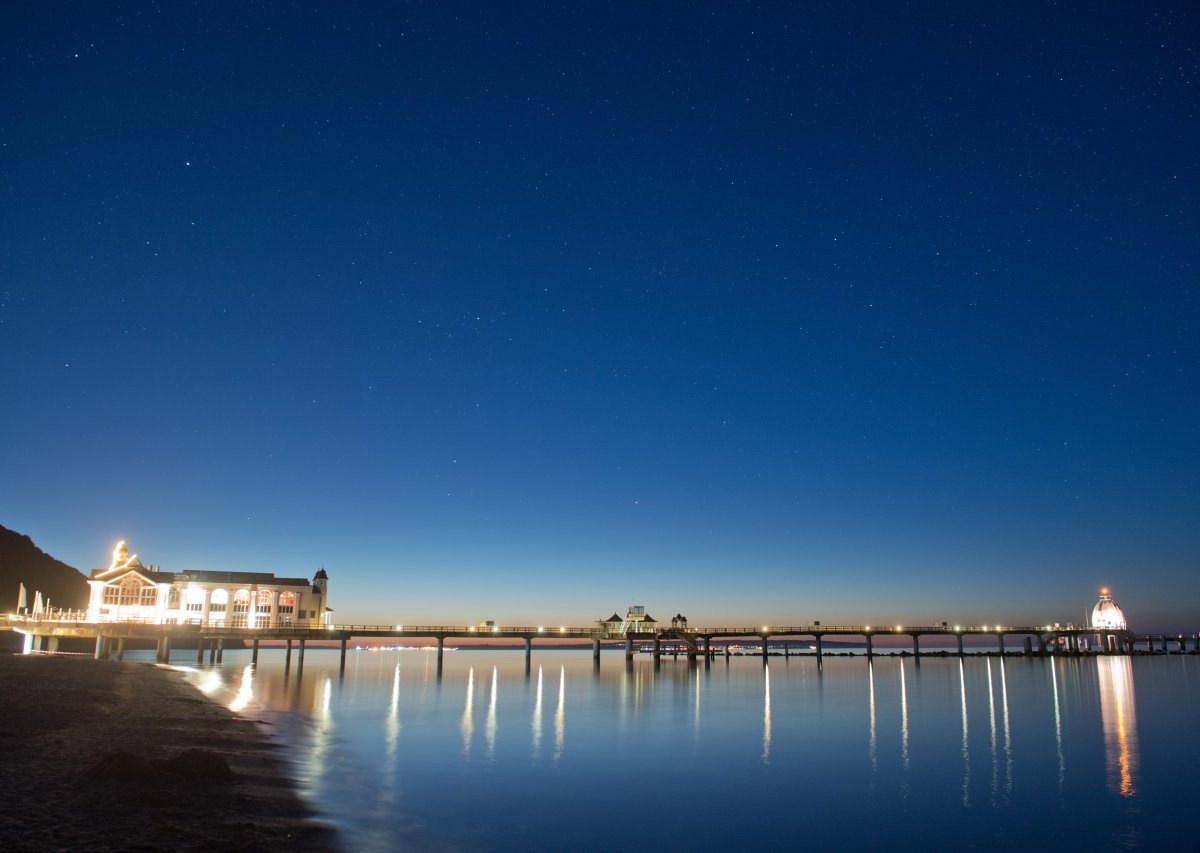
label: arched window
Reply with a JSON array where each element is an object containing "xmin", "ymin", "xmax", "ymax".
[
  {"xmin": 278, "ymin": 592, "xmax": 295, "ymax": 625},
  {"xmin": 232, "ymin": 589, "xmax": 251, "ymax": 626}
]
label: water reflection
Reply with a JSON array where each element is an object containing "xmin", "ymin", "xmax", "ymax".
[
  {"xmin": 553, "ymin": 665, "xmax": 565, "ymax": 764},
  {"xmin": 1098, "ymin": 656, "xmax": 1139, "ymax": 798},
  {"xmin": 385, "ymin": 662, "xmax": 401, "ymax": 766},
  {"xmin": 986, "ymin": 659, "xmax": 998, "ymax": 805},
  {"xmin": 531, "ymin": 666, "xmax": 543, "ymax": 760},
  {"xmin": 899, "ymin": 659, "xmax": 909, "ymax": 771},
  {"xmin": 461, "ymin": 667, "xmax": 475, "ymax": 757},
  {"xmin": 762, "ymin": 664, "xmax": 772, "ymax": 764},
  {"xmin": 868, "ymin": 660, "xmax": 878, "ymax": 776},
  {"xmin": 1000, "ymin": 658, "xmax": 1012, "ymax": 802},
  {"xmin": 486, "ymin": 666, "xmax": 498, "ymax": 759},
  {"xmin": 1051, "ymin": 658, "xmax": 1065, "ymax": 796},
  {"xmin": 303, "ymin": 676, "xmax": 333, "ymax": 794},
  {"xmin": 959, "ymin": 659, "xmax": 969, "ymax": 807},
  {"xmin": 229, "ymin": 664, "xmax": 254, "ymax": 713},
  {"xmin": 170, "ymin": 648, "xmax": 1183, "ymax": 851}
]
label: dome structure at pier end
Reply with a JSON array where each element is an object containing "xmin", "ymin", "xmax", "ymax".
[{"xmin": 1091, "ymin": 588, "xmax": 1127, "ymax": 631}]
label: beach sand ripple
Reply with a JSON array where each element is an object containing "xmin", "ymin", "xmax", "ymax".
[{"xmin": 0, "ymin": 654, "xmax": 337, "ymax": 851}]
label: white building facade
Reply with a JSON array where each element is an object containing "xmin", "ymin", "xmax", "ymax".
[{"xmin": 86, "ymin": 541, "xmax": 331, "ymax": 628}]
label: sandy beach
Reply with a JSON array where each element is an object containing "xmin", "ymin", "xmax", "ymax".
[{"xmin": 0, "ymin": 654, "xmax": 337, "ymax": 851}]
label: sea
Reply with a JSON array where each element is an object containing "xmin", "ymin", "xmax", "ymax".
[{"xmin": 161, "ymin": 646, "xmax": 1198, "ymax": 851}]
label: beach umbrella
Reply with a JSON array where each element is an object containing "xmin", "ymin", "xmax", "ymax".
[
  {"xmin": 32, "ymin": 591, "xmax": 43, "ymax": 617},
  {"xmin": 16, "ymin": 582, "xmax": 26, "ymax": 612}
]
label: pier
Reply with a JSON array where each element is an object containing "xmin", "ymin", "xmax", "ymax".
[{"xmin": 5, "ymin": 615, "xmax": 1197, "ymax": 675}]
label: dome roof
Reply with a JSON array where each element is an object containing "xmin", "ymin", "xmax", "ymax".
[{"xmin": 1091, "ymin": 590, "xmax": 1127, "ymax": 630}]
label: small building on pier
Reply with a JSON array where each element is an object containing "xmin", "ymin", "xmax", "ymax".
[
  {"xmin": 598, "ymin": 606, "xmax": 662, "ymax": 637},
  {"xmin": 1091, "ymin": 588, "xmax": 1127, "ymax": 631},
  {"xmin": 85, "ymin": 541, "xmax": 331, "ymax": 628}
]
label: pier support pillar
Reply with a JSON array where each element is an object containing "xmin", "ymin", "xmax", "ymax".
[
  {"xmin": 284, "ymin": 639, "xmax": 292, "ymax": 670},
  {"xmin": 704, "ymin": 636, "xmax": 712, "ymax": 658},
  {"xmin": 209, "ymin": 640, "xmax": 217, "ymax": 665},
  {"xmin": 625, "ymin": 638, "xmax": 634, "ymax": 660},
  {"xmin": 814, "ymin": 635, "xmax": 823, "ymax": 658},
  {"xmin": 339, "ymin": 638, "xmax": 348, "ymax": 676},
  {"xmin": 197, "ymin": 639, "xmax": 206, "ymax": 665},
  {"xmin": 1194, "ymin": 635, "xmax": 1200, "ymax": 653},
  {"xmin": 93, "ymin": 636, "xmax": 104, "ymax": 659},
  {"xmin": 116, "ymin": 637, "xmax": 125, "ymax": 660},
  {"xmin": 297, "ymin": 639, "xmax": 306, "ymax": 669},
  {"xmin": 865, "ymin": 634, "xmax": 874, "ymax": 657},
  {"xmin": 1023, "ymin": 636, "xmax": 1033, "ymax": 655},
  {"xmin": 956, "ymin": 634, "xmax": 964, "ymax": 656},
  {"xmin": 23, "ymin": 633, "xmax": 34, "ymax": 655},
  {"xmin": 215, "ymin": 639, "xmax": 223, "ymax": 664},
  {"xmin": 46, "ymin": 637, "xmax": 60, "ymax": 654},
  {"xmin": 436, "ymin": 636, "xmax": 445, "ymax": 668},
  {"xmin": 911, "ymin": 635, "xmax": 920, "ymax": 657},
  {"xmin": 998, "ymin": 634, "xmax": 1005, "ymax": 656},
  {"xmin": 761, "ymin": 636, "xmax": 769, "ymax": 662},
  {"xmin": 653, "ymin": 636, "xmax": 661, "ymax": 660},
  {"xmin": 592, "ymin": 638, "xmax": 600, "ymax": 662},
  {"xmin": 252, "ymin": 638, "xmax": 260, "ymax": 665}
]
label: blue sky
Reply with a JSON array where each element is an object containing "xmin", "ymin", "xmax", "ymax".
[{"xmin": 2, "ymin": 2, "xmax": 1196, "ymax": 629}]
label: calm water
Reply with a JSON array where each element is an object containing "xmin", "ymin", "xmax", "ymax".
[{"xmin": 173, "ymin": 649, "xmax": 1198, "ymax": 851}]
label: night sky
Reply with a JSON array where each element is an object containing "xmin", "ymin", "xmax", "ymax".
[{"xmin": 2, "ymin": 3, "xmax": 1196, "ymax": 630}]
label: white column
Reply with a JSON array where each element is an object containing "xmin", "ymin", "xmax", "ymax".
[
  {"xmin": 201, "ymin": 588, "xmax": 212, "ymax": 627},
  {"xmin": 269, "ymin": 590, "xmax": 279, "ymax": 628},
  {"xmin": 155, "ymin": 584, "xmax": 170, "ymax": 624}
]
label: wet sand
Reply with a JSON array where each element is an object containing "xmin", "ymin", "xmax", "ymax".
[{"xmin": 0, "ymin": 654, "xmax": 337, "ymax": 851}]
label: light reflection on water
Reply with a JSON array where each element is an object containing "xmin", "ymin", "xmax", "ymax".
[{"xmin": 173, "ymin": 650, "xmax": 1198, "ymax": 851}]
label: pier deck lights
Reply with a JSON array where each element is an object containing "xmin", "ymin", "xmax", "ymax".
[
  {"xmin": 954, "ymin": 625, "xmax": 962, "ymax": 632},
  {"xmin": 559, "ymin": 626, "xmax": 565, "ymax": 633},
  {"xmin": 492, "ymin": 625, "xmax": 499, "ymax": 632},
  {"xmin": 538, "ymin": 626, "xmax": 544, "ymax": 633},
  {"xmin": 894, "ymin": 625, "xmax": 903, "ymax": 632}
]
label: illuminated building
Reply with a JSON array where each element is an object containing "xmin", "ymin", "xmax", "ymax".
[
  {"xmin": 85, "ymin": 540, "xmax": 331, "ymax": 627},
  {"xmin": 1091, "ymin": 588, "xmax": 1127, "ymax": 631},
  {"xmin": 598, "ymin": 605, "xmax": 660, "ymax": 636}
]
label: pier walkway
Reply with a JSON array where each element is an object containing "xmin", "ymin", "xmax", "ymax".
[{"xmin": 5, "ymin": 615, "xmax": 1198, "ymax": 674}]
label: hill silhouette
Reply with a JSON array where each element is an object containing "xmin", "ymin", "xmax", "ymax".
[{"xmin": 0, "ymin": 525, "xmax": 90, "ymax": 612}]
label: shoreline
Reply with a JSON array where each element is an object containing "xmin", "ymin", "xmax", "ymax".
[{"xmin": 0, "ymin": 654, "xmax": 337, "ymax": 851}]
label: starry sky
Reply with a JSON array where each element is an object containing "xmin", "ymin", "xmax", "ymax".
[{"xmin": 2, "ymin": 2, "xmax": 1197, "ymax": 630}]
